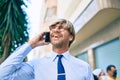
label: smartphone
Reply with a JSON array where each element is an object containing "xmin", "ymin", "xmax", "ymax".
[{"xmin": 45, "ymin": 32, "xmax": 50, "ymax": 42}]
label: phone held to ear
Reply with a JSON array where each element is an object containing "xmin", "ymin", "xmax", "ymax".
[{"xmin": 45, "ymin": 32, "xmax": 50, "ymax": 42}]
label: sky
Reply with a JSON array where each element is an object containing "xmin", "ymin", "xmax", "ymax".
[
  {"xmin": 24, "ymin": 0, "xmax": 43, "ymax": 60},
  {"xmin": 25, "ymin": 0, "xmax": 43, "ymax": 39}
]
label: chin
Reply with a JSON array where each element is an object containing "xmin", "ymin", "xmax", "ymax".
[
  {"xmin": 51, "ymin": 40, "xmax": 61, "ymax": 44},
  {"xmin": 52, "ymin": 42, "xmax": 63, "ymax": 48}
]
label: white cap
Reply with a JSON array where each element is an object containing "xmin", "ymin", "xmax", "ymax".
[{"xmin": 93, "ymin": 69, "xmax": 102, "ymax": 78}]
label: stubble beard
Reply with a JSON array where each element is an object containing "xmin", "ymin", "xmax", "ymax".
[{"xmin": 52, "ymin": 41, "xmax": 64, "ymax": 48}]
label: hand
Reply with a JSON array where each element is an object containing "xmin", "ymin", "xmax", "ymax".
[{"xmin": 28, "ymin": 32, "xmax": 50, "ymax": 48}]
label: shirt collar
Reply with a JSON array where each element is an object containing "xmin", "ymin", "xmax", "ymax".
[{"xmin": 50, "ymin": 51, "xmax": 70, "ymax": 62}]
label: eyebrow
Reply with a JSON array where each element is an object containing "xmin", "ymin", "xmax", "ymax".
[{"xmin": 50, "ymin": 22, "xmax": 64, "ymax": 27}]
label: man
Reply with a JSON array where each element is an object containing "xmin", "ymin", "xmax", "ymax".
[
  {"xmin": 101, "ymin": 65, "xmax": 120, "ymax": 80},
  {"xmin": 0, "ymin": 19, "xmax": 94, "ymax": 80}
]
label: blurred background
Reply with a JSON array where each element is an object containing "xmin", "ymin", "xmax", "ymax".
[{"xmin": 0, "ymin": 0, "xmax": 120, "ymax": 77}]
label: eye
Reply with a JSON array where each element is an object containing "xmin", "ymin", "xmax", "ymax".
[{"xmin": 50, "ymin": 25, "xmax": 56, "ymax": 30}]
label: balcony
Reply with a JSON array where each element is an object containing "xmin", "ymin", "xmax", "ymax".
[{"xmin": 70, "ymin": 0, "xmax": 120, "ymax": 50}]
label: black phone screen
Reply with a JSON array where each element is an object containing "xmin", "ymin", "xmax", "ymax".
[{"xmin": 45, "ymin": 32, "xmax": 50, "ymax": 42}]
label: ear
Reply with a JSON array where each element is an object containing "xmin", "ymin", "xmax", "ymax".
[{"xmin": 69, "ymin": 35, "xmax": 73, "ymax": 42}]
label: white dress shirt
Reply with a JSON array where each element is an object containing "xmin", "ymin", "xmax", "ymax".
[{"xmin": 0, "ymin": 43, "xmax": 94, "ymax": 80}]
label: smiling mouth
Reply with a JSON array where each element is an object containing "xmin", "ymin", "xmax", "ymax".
[
  {"xmin": 53, "ymin": 35, "xmax": 60, "ymax": 39},
  {"xmin": 51, "ymin": 34, "xmax": 61, "ymax": 40}
]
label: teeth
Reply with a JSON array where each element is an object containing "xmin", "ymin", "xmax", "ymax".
[
  {"xmin": 54, "ymin": 36, "xmax": 58, "ymax": 38},
  {"xmin": 52, "ymin": 35, "xmax": 60, "ymax": 39},
  {"xmin": 51, "ymin": 34, "xmax": 61, "ymax": 39},
  {"xmin": 54, "ymin": 36, "xmax": 59, "ymax": 39}
]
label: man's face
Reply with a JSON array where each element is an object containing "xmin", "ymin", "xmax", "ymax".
[
  {"xmin": 50, "ymin": 22, "xmax": 73, "ymax": 48},
  {"xmin": 108, "ymin": 67, "xmax": 117, "ymax": 77}
]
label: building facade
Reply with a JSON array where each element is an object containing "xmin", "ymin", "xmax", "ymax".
[{"xmin": 33, "ymin": 0, "xmax": 120, "ymax": 77}]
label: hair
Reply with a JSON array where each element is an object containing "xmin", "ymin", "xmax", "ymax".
[
  {"xmin": 106, "ymin": 65, "xmax": 116, "ymax": 72},
  {"xmin": 49, "ymin": 19, "xmax": 75, "ymax": 47},
  {"xmin": 93, "ymin": 74, "xmax": 98, "ymax": 80}
]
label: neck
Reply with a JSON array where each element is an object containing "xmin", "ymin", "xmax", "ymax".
[
  {"xmin": 53, "ymin": 47, "xmax": 69, "ymax": 54},
  {"xmin": 108, "ymin": 74, "xmax": 116, "ymax": 79}
]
